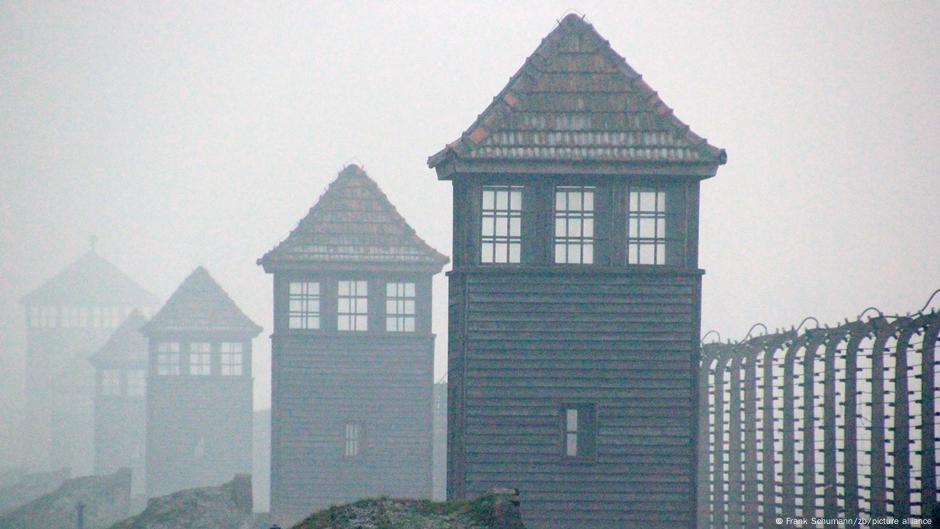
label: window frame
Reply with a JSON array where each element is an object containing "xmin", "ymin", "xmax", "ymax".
[
  {"xmin": 188, "ymin": 342, "xmax": 212, "ymax": 376},
  {"xmin": 480, "ymin": 184, "xmax": 523, "ymax": 264},
  {"xmin": 337, "ymin": 280, "xmax": 369, "ymax": 332},
  {"xmin": 126, "ymin": 368, "xmax": 146, "ymax": 397},
  {"xmin": 287, "ymin": 281, "xmax": 321, "ymax": 330},
  {"xmin": 560, "ymin": 403, "xmax": 597, "ymax": 462},
  {"xmin": 385, "ymin": 282, "xmax": 416, "ymax": 333},
  {"xmin": 156, "ymin": 342, "xmax": 181, "ymax": 376},
  {"xmin": 344, "ymin": 421, "xmax": 365, "ymax": 459},
  {"xmin": 625, "ymin": 185, "xmax": 670, "ymax": 266},
  {"xmin": 220, "ymin": 342, "xmax": 244, "ymax": 376},
  {"xmin": 100, "ymin": 368, "xmax": 122, "ymax": 396},
  {"xmin": 553, "ymin": 185, "xmax": 596, "ymax": 265}
]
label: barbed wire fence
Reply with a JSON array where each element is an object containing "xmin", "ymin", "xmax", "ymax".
[{"xmin": 698, "ymin": 290, "xmax": 940, "ymax": 528}]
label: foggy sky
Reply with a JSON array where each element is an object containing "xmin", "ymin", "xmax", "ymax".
[{"xmin": 2, "ymin": 1, "xmax": 939, "ymax": 410}]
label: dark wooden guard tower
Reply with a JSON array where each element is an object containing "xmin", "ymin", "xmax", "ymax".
[
  {"xmin": 141, "ymin": 266, "xmax": 261, "ymax": 498},
  {"xmin": 428, "ymin": 14, "xmax": 726, "ymax": 529},
  {"xmin": 259, "ymin": 164, "xmax": 448, "ymax": 524},
  {"xmin": 19, "ymin": 247, "xmax": 159, "ymax": 477},
  {"xmin": 90, "ymin": 310, "xmax": 149, "ymax": 496}
]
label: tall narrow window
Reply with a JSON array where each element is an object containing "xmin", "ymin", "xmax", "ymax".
[
  {"xmin": 386, "ymin": 282, "xmax": 416, "ymax": 332},
  {"xmin": 627, "ymin": 188, "xmax": 667, "ymax": 265},
  {"xmin": 554, "ymin": 185, "xmax": 595, "ymax": 264},
  {"xmin": 561, "ymin": 403, "xmax": 596, "ymax": 460},
  {"xmin": 101, "ymin": 369, "xmax": 122, "ymax": 396},
  {"xmin": 156, "ymin": 342, "xmax": 180, "ymax": 376},
  {"xmin": 344, "ymin": 422, "xmax": 363, "ymax": 457},
  {"xmin": 189, "ymin": 342, "xmax": 212, "ymax": 376},
  {"xmin": 221, "ymin": 342, "xmax": 244, "ymax": 376},
  {"xmin": 126, "ymin": 369, "xmax": 146, "ymax": 396},
  {"xmin": 338, "ymin": 280, "xmax": 368, "ymax": 331},
  {"xmin": 288, "ymin": 281, "xmax": 320, "ymax": 330},
  {"xmin": 481, "ymin": 185, "xmax": 522, "ymax": 264}
]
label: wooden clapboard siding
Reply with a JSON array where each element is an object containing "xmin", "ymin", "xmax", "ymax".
[
  {"xmin": 449, "ymin": 269, "xmax": 700, "ymax": 528},
  {"xmin": 270, "ymin": 332, "xmax": 435, "ymax": 523}
]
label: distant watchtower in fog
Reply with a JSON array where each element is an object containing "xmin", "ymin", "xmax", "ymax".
[
  {"xmin": 140, "ymin": 267, "xmax": 261, "ymax": 498},
  {"xmin": 259, "ymin": 165, "xmax": 448, "ymax": 524},
  {"xmin": 428, "ymin": 14, "xmax": 726, "ymax": 529},
  {"xmin": 90, "ymin": 310, "xmax": 149, "ymax": 495},
  {"xmin": 19, "ymin": 247, "xmax": 159, "ymax": 476}
]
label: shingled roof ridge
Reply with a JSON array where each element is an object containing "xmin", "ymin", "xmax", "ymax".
[
  {"xmin": 258, "ymin": 165, "xmax": 449, "ymax": 268},
  {"xmin": 427, "ymin": 13, "xmax": 727, "ymax": 168},
  {"xmin": 141, "ymin": 266, "xmax": 262, "ymax": 336},
  {"xmin": 90, "ymin": 309, "xmax": 148, "ymax": 364}
]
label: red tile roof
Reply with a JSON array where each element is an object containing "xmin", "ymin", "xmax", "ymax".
[
  {"xmin": 258, "ymin": 165, "xmax": 449, "ymax": 271},
  {"xmin": 89, "ymin": 310, "xmax": 148, "ymax": 366},
  {"xmin": 428, "ymin": 14, "xmax": 726, "ymax": 171},
  {"xmin": 141, "ymin": 267, "xmax": 261, "ymax": 337}
]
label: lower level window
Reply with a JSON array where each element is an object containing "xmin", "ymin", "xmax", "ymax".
[
  {"xmin": 189, "ymin": 342, "xmax": 212, "ymax": 376},
  {"xmin": 101, "ymin": 369, "xmax": 121, "ymax": 396},
  {"xmin": 562, "ymin": 403, "xmax": 596, "ymax": 460},
  {"xmin": 221, "ymin": 342, "xmax": 244, "ymax": 376},
  {"xmin": 126, "ymin": 369, "xmax": 146, "ymax": 396},
  {"xmin": 344, "ymin": 422, "xmax": 363, "ymax": 457}
]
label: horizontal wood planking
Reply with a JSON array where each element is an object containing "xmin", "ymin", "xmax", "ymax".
[
  {"xmin": 449, "ymin": 269, "xmax": 699, "ymax": 529},
  {"xmin": 271, "ymin": 334, "xmax": 434, "ymax": 522}
]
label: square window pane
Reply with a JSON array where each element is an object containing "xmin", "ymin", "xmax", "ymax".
[
  {"xmin": 510, "ymin": 190, "xmax": 522, "ymax": 210},
  {"xmin": 404, "ymin": 318, "xmax": 415, "ymax": 332},
  {"xmin": 583, "ymin": 244, "xmax": 594, "ymax": 264},
  {"xmin": 404, "ymin": 283, "xmax": 415, "ymax": 297},
  {"xmin": 508, "ymin": 243, "xmax": 520, "ymax": 263},
  {"xmin": 583, "ymin": 218, "xmax": 594, "ymax": 238},
  {"xmin": 495, "ymin": 244, "xmax": 507, "ymax": 263},
  {"xmin": 289, "ymin": 282, "xmax": 301, "ymax": 294},
  {"xmin": 509, "ymin": 217, "xmax": 521, "ymax": 237},
  {"xmin": 656, "ymin": 218, "xmax": 666, "ymax": 238},
  {"xmin": 569, "ymin": 218, "xmax": 581, "ymax": 236},
  {"xmin": 495, "ymin": 217, "xmax": 507, "ymax": 236},
  {"xmin": 338, "ymin": 281, "xmax": 349, "ymax": 295},
  {"xmin": 639, "ymin": 218, "xmax": 656, "ymax": 238},
  {"xmin": 555, "ymin": 191, "xmax": 566, "ymax": 211},
  {"xmin": 386, "ymin": 300, "xmax": 396, "ymax": 314},
  {"xmin": 566, "ymin": 433, "xmax": 578, "ymax": 456},
  {"xmin": 404, "ymin": 300, "xmax": 415, "ymax": 314},
  {"xmin": 481, "ymin": 243, "xmax": 493, "ymax": 263},
  {"xmin": 657, "ymin": 191, "xmax": 666, "ymax": 211},
  {"xmin": 495, "ymin": 190, "xmax": 508, "ymax": 210},
  {"xmin": 338, "ymin": 298, "xmax": 349, "ymax": 313},
  {"xmin": 555, "ymin": 218, "xmax": 567, "ymax": 237},
  {"xmin": 338, "ymin": 317, "xmax": 349, "ymax": 331},
  {"xmin": 629, "ymin": 218, "xmax": 638, "ymax": 238},
  {"xmin": 629, "ymin": 191, "xmax": 638, "ymax": 210},
  {"xmin": 639, "ymin": 244, "xmax": 655, "ymax": 264},
  {"xmin": 386, "ymin": 318, "xmax": 396, "ymax": 332},
  {"xmin": 386, "ymin": 283, "xmax": 395, "ymax": 296},
  {"xmin": 357, "ymin": 281, "xmax": 367, "ymax": 292},
  {"xmin": 356, "ymin": 316, "xmax": 368, "ymax": 330},
  {"xmin": 566, "ymin": 409, "xmax": 578, "ymax": 430},
  {"xmin": 482, "ymin": 190, "xmax": 495, "ymax": 210},
  {"xmin": 569, "ymin": 191, "xmax": 581, "ymax": 211},
  {"xmin": 583, "ymin": 191, "xmax": 594, "ymax": 211},
  {"xmin": 555, "ymin": 244, "xmax": 566, "ymax": 264},
  {"xmin": 656, "ymin": 243, "xmax": 666, "ymax": 265}
]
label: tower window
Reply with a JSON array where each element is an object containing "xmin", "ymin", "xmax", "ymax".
[
  {"xmin": 126, "ymin": 369, "xmax": 145, "ymax": 396},
  {"xmin": 189, "ymin": 342, "xmax": 212, "ymax": 376},
  {"xmin": 561, "ymin": 403, "xmax": 596, "ymax": 460},
  {"xmin": 101, "ymin": 369, "xmax": 122, "ymax": 396},
  {"xmin": 156, "ymin": 342, "xmax": 180, "ymax": 376},
  {"xmin": 481, "ymin": 185, "xmax": 522, "ymax": 264},
  {"xmin": 344, "ymin": 422, "xmax": 364, "ymax": 457},
  {"xmin": 221, "ymin": 342, "xmax": 243, "ymax": 376},
  {"xmin": 288, "ymin": 281, "xmax": 320, "ymax": 330},
  {"xmin": 554, "ymin": 186, "xmax": 595, "ymax": 264},
  {"xmin": 338, "ymin": 280, "xmax": 368, "ymax": 331},
  {"xmin": 627, "ymin": 188, "xmax": 667, "ymax": 265},
  {"xmin": 386, "ymin": 282, "xmax": 416, "ymax": 332}
]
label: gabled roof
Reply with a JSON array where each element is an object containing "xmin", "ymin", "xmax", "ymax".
[
  {"xmin": 428, "ymin": 14, "xmax": 726, "ymax": 175},
  {"xmin": 140, "ymin": 267, "xmax": 262, "ymax": 337},
  {"xmin": 20, "ymin": 249, "xmax": 160, "ymax": 307},
  {"xmin": 89, "ymin": 310, "xmax": 148, "ymax": 366},
  {"xmin": 258, "ymin": 165, "xmax": 449, "ymax": 271}
]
